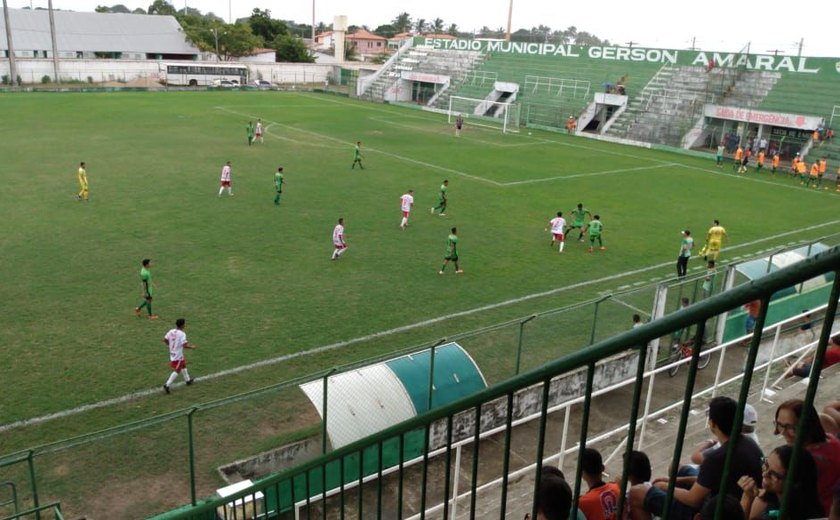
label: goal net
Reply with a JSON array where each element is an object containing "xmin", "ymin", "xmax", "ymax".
[{"xmin": 448, "ymin": 95, "xmax": 521, "ymax": 133}]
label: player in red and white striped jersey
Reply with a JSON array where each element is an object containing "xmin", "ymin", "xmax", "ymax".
[
  {"xmin": 399, "ymin": 190, "xmax": 414, "ymax": 230},
  {"xmin": 331, "ymin": 218, "xmax": 347, "ymax": 260},
  {"xmin": 217, "ymin": 160, "xmax": 233, "ymax": 197}
]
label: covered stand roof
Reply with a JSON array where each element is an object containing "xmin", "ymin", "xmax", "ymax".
[{"xmin": 0, "ymin": 8, "xmax": 199, "ymax": 54}]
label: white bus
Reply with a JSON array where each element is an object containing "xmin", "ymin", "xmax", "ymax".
[{"xmin": 159, "ymin": 63, "xmax": 249, "ymax": 87}]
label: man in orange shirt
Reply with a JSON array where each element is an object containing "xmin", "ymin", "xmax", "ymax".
[
  {"xmin": 733, "ymin": 146, "xmax": 743, "ymax": 171},
  {"xmin": 806, "ymin": 161, "xmax": 821, "ymax": 188},
  {"xmin": 566, "ymin": 115, "xmax": 576, "ymax": 134},
  {"xmin": 796, "ymin": 157, "xmax": 808, "ymax": 181},
  {"xmin": 578, "ymin": 448, "xmax": 621, "ymax": 520},
  {"xmin": 757, "ymin": 150, "xmax": 765, "ymax": 171},
  {"xmin": 771, "ymin": 152, "xmax": 780, "ymax": 174}
]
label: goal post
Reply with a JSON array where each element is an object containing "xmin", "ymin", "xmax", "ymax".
[{"xmin": 447, "ymin": 95, "xmax": 521, "ymax": 133}]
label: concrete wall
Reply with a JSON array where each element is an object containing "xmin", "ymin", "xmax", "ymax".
[
  {"xmin": 219, "ymin": 436, "xmax": 322, "ymax": 482},
  {"xmin": 0, "ymin": 58, "xmax": 338, "ymax": 85}
]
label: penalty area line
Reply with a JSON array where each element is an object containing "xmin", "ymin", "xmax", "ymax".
[{"xmin": 4, "ymin": 223, "xmax": 840, "ymax": 434}]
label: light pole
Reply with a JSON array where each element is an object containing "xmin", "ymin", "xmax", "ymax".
[{"xmin": 211, "ymin": 28, "xmax": 220, "ymax": 61}]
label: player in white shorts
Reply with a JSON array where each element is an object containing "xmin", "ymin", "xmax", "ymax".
[
  {"xmin": 331, "ymin": 218, "xmax": 347, "ymax": 260},
  {"xmin": 162, "ymin": 318, "xmax": 197, "ymax": 394},
  {"xmin": 218, "ymin": 160, "xmax": 233, "ymax": 197},
  {"xmin": 399, "ymin": 190, "xmax": 414, "ymax": 229},
  {"xmin": 549, "ymin": 211, "xmax": 567, "ymax": 252}
]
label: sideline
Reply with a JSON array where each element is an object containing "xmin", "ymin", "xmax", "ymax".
[{"xmin": 3, "ymin": 220, "xmax": 839, "ymax": 434}]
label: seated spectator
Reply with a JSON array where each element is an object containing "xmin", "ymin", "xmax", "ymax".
[
  {"xmin": 784, "ymin": 335, "xmax": 840, "ymax": 378},
  {"xmin": 773, "ymin": 399, "xmax": 840, "ymax": 514},
  {"xmin": 578, "ymin": 448, "xmax": 621, "ymax": 520},
  {"xmin": 632, "ymin": 396, "xmax": 762, "ymax": 520},
  {"xmin": 698, "ymin": 494, "xmax": 745, "ymax": 520},
  {"xmin": 820, "ymin": 412, "xmax": 840, "ymax": 438},
  {"xmin": 527, "ymin": 465, "xmax": 576, "ymax": 520},
  {"xmin": 681, "ymin": 403, "xmax": 761, "ymax": 475},
  {"xmin": 738, "ymin": 444, "xmax": 823, "ymax": 519},
  {"xmin": 625, "ymin": 451, "xmax": 654, "ymax": 520}
]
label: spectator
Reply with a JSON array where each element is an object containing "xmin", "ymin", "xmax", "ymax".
[
  {"xmin": 632, "ymin": 313, "xmax": 643, "ymax": 329},
  {"xmin": 527, "ymin": 465, "xmax": 576, "ymax": 520},
  {"xmin": 744, "ymin": 300, "xmax": 761, "ymax": 335},
  {"xmin": 784, "ymin": 335, "xmax": 840, "ymax": 378},
  {"xmin": 738, "ymin": 444, "xmax": 823, "ymax": 520},
  {"xmin": 773, "ymin": 399, "xmax": 840, "ymax": 514},
  {"xmin": 634, "ymin": 396, "xmax": 762, "ymax": 520},
  {"xmin": 625, "ymin": 451, "xmax": 654, "ymax": 520},
  {"xmin": 698, "ymin": 494, "xmax": 745, "ymax": 520},
  {"xmin": 578, "ymin": 448, "xmax": 621, "ymax": 520}
]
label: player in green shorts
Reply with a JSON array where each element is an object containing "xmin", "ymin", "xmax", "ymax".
[
  {"xmin": 247, "ymin": 121, "xmax": 255, "ymax": 146},
  {"xmin": 431, "ymin": 179, "xmax": 448, "ymax": 216},
  {"xmin": 566, "ymin": 203, "xmax": 591, "ymax": 241},
  {"xmin": 587, "ymin": 215, "xmax": 605, "ymax": 252},
  {"xmin": 274, "ymin": 166, "xmax": 285, "ymax": 205},
  {"xmin": 439, "ymin": 227, "xmax": 463, "ymax": 274},
  {"xmin": 351, "ymin": 141, "xmax": 364, "ymax": 169},
  {"xmin": 134, "ymin": 258, "xmax": 159, "ymax": 320}
]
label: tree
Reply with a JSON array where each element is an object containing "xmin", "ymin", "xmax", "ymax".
[
  {"xmin": 446, "ymin": 23, "xmax": 459, "ymax": 37},
  {"xmin": 431, "ymin": 18, "xmax": 444, "ymax": 33},
  {"xmin": 273, "ymin": 34, "xmax": 314, "ymax": 63},
  {"xmin": 218, "ymin": 23, "xmax": 261, "ymax": 59},
  {"xmin": 147, "ymin": 0, "xmax": 176, "ymax": 15},
  {"xmin": 373, "ymin": 24, "xmax": 396, "ymax": 39},
  {"xmin": 248, "ymin": 8, "xmax": 288, "ymax": 45},
  {"xmin": 391, "ymin": 12, "xmax": 411, "ymax": 33},
  {"xmin": 132, "ymin": 8, "xmax": 147, "ymax": 14},
  {"xmin": 95, "ymin": 5, "xmax": 109, "ymax": 12},
  {"xmin": 414, "ymin": 18, "xmax": 426, "ymax": 33}
]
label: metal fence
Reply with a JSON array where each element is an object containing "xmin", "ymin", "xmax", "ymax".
[
  {"xmin": 149, "ymin": 246, "xmax": 840, "ymax": 519},
  {"xmin": 1, "ymin": 236, "xmax": 838, "ymax": 518}
]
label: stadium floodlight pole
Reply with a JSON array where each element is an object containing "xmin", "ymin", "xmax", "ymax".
[
  {"xmin": 505, "ymin": 0, "xmax": 513, "ymax": 41},
  {"xmin": 228, "ymin": 0, "xmax": 231, "ymax": 24},
  {"xmin": 47, "ymin": 0, "xmax": 60, "ymax": 84},
  {"xmin": 2, "ymin": 0, "xmax": 18, "ymax": 86}
]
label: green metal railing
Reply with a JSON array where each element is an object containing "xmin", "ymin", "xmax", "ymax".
[{"xmin": 152, "ymin": 247, "xmax": 840, "ymax": 519}]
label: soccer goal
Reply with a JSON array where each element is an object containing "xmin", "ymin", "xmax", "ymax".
[{"xmin": 448, "ymin": 95, "xmax": 521, "ymax": 133}]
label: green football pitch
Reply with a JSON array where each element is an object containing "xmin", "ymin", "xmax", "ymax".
[{"xmin": 1, "ymin": 90, "xmax": 839, "ymax": 515}]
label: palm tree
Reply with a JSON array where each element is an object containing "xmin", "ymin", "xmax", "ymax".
[
  {"xmin": 446, "ymin": 23, "xmax": 459, "ymax": 37},
  {"xmin": 391, "ymin": 12, "xmax": 412, "ymax": 33},
  {"xmin": 431, "ymin": 18, "xmax": 444, "ymax": 33},
  {"xmin": 414, "ymin": 18, "xmax": 426, "ymax": 34}
]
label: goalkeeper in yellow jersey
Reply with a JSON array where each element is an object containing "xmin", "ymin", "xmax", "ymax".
[
  {"xmin": 702, "ymin": 219, "xmax": 728, "ymax": 261},
  {"xmin": 76, "ymin": 161, "xmax": 89, "ymax": 201}
]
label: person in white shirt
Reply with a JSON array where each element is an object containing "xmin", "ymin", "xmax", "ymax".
[
  {"xmin": 548, "ymin": 211, "xmax": 567, "ymax": 252},
  {"xmin": 331, "ymin": 218, "xmax": 347, "ymax": 260},
  {"xmin": 399, "ymin": 190, "xmax": 414, "ymax": 230},
  {"xmin": 255, "ymin": 119, "xmax": 264, "ymax": 144},
  {"xmin": 162, "ymin": 318, "xmax": 197, "ymax": 394},
  {"xmin": 218, "ymin": 160, "xmax": 233, "ymax": 197}
]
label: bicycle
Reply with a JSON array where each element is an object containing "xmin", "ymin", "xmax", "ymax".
[{"xmin": 667, "ymin": 340, "xmax": 711, "ymax": 377}]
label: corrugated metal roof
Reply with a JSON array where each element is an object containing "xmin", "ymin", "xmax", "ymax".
[{"xmin": 0, "ymin": 8, "xmax": 199, "ymax": 54}]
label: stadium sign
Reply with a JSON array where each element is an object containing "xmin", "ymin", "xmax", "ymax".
[
  {"xmin": 704, "ymin": 105, "xmax": 823, "ymax": 129},
  {"xmin": 420, "ymin": 38, "xmax": 833, "ymax": 75}
]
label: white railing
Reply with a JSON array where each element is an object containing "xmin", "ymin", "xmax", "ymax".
[
  {"xmin": 357, "ymin": 39, "xmax": 413, "ymax": 97},
  {"xmin": 293, "ymin": 303, "xmax": 836, "ymax": 520}
]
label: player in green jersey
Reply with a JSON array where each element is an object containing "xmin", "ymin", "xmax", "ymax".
[
  {"xmin": 274, "ymin": 167, "xmax": 285, "ymax": 205},
  {"xmin": 247, "ymin": 121, "xmax": 255, "ymax": 146},
  {"xmin": 431, "ymin": 179, "xmax": 448, "ymax": 216},
  {"xmin": 439, "ymin": 227, "xmax": 463, "ymax": 274},
  {"xmin": 566, "ymin": 203, "xmax": 591, "ymax": 241},
  {"xmin": 587, "ymin": 215, "xmax": 605, "ymax": 252},
  {"xmin": 351, "ymin": 141, "xmax": 364, "ymax": 169},
  {"xmin": 134, "ymin": 258, "xmax": 159, "ymax": 320}
]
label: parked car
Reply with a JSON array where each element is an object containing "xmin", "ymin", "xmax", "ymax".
[
  {"xmin": 211, "ymin": 79, "xmax": 236, "ymax": 88},
  {"xmin": 253, "ymin": 80, "xmax": 272, "ymax": 89}
]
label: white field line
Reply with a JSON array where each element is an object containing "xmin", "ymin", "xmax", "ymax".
[
  {"xmin": 3, "ymin": 219, "xmax": 840, "ymax": 433},
  {"xmin": 501, "ymin": 164, "xmax": 675, "ymax": 186},
  {"xmin": 365, "ymin": 116, "xmax": 546, "ymax": 148}
]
